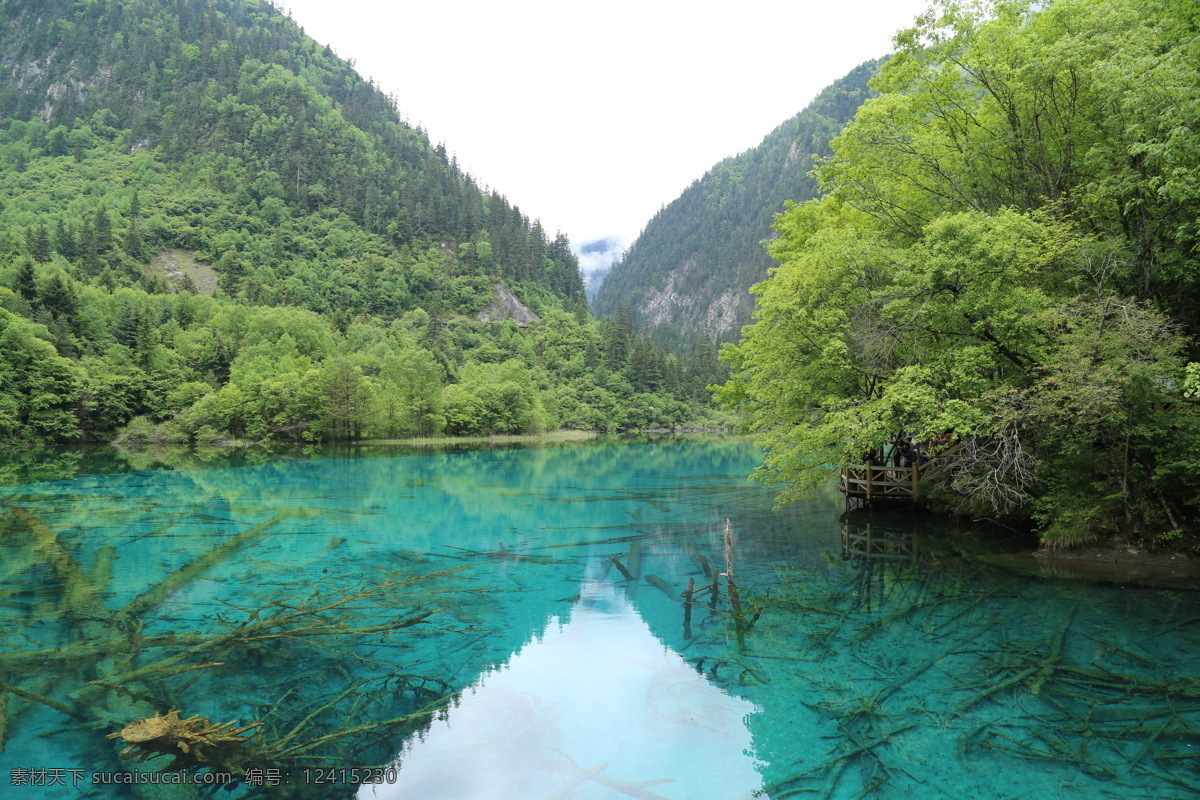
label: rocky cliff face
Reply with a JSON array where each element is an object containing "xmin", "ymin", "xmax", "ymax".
[{"xmin": 640, "ymin": 264, "xmax": 753, "ymax": 342}]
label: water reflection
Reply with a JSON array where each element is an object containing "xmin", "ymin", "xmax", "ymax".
[
  {"xmin": 840, "ymin": 516, "xmax": 924, "ymax": 565},
  {"xmin": 2, "ymin": 442, "xmax": 1198, "ymax": 800},
  {"xmin": 362, "ymin": 571, "xmax": 763, "ymax": 800}
]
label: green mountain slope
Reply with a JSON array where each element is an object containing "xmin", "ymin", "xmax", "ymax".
[
  {"xmin": 0, "ymin": 0, "xmax": 723, "ymax": 444},
  {"xmin": 592, "ymin": 61, "xmax": 879, "ymax": 349},
  {"xmin": 0, "ymin": 0, "xmax": 583, "ymax": 307}
]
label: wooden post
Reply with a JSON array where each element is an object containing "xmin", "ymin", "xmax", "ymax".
[
  {"xmin": 865, "ymin": 465, "xmax": 873, "ymax": 501},
  {"xmin": 683, "ymin": 577, "xmax": 694, "ymax": 639},
  {"xmin": 723, "ymin": 520, "xmax": 734, "ymax": 585},
  {"xmin": 911, "ymin": 462, "xmax": 919, "ymax": 494},
  {"xmin": 728, "ymin": 577, "xmax": 745, "ymax": 650}
]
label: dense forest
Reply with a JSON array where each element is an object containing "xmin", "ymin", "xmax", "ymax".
[
  {"xmin": 720, "ymin": 0, "xmax": 1200, "ymax": 548},
  {"xmin": 0, "ymin": 0, "xmax": 725, "ymax": 445},
  {"xmin": 593, "ymin": 62, "xmax": 879, "ymax": 350}
]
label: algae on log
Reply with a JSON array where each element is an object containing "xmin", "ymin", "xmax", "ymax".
[{"xmin": 108, "ymin": 708, "xmax": 263, "ymax": 772}]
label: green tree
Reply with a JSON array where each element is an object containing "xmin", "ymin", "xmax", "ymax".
[
  {"xmin": 41, "ymin": 273, "xmax": 79, "ymax": 319},
  {"xmin": 13, "ymin": 257, "xmax": 38, "ymax": 301},
  {"xmin": 721, "ymin": 0, "xmax": 1200, "ymax": 544},
  {"xmin": 123, "ymin": 190, "xmax": 147, "ymax": 262},
  {"xmin": 380, "ymin": 347, "xmax": 445, "ymax": 437},
  {"xmin": 0, "ymin": 311, "xmax": 82, "ymax": 441},
  {"xmin": 93, "ymin": 205, "xmax": 112, "ymax": 254},
  {"xmin": 318, "ymin": 358, "xmax": 373, "ymax": 440},
  {"xmin": 77, "ymin": 350, "xmax": 152, "ymax": 438},
  {"xmin": 53, "ymin": 219, "xmax": 78, "ymax": 260},
  {"xmin": 28, "ymin": 222, "xmax": 52, "ymax": 263}
]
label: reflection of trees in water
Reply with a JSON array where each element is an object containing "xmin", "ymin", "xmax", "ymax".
[
  {"xmin": 0, "ymin": 435, "xmax": 756, "ymax": 488},
  {"xmin": 1, "ymin": 438, "xmax": 766, "ymax": 576},
  {"xmin": 836, "ymin": 511, "xmax": 980, "ymax": 615},
  {"xmin": 2, "ymin": 436, "xmax": 767, "ymax": 797},
  {"xmin": 705, "ymin": 510, "xmax": 1200, "ymax": 799},
  {"xmin": 0, "ymin": 447, "xmax": 87, "ymax": 486}
]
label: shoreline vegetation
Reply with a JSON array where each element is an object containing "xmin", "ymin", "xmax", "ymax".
[
  {"xmin": 361, "ymin": 429, "xmax": 601, "ymax": 446},
  {"xmin": 718, "ymin": 0, "xmax": 1200, "ymax": 556},
  {"xmin": 110, "ymin": 421, "xmax": 740, "ymax": 450},
  {"xmin": 358, "ymin": 425, "xmax": 739, "ymax": 447}
]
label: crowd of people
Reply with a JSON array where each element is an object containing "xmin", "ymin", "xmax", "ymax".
[{"xmin": 860, "ymin": 430, "xmax": 955, "ymax": 469}]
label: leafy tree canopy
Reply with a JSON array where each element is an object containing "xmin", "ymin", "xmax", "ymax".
[{"xmin": 720, "ymin": 0, "xmax": 1200, "ymax": 547}]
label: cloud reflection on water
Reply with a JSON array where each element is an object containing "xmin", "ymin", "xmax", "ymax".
[{"xmin": 360, "ymin": 571, "xmax": 763, "ymax": 800}]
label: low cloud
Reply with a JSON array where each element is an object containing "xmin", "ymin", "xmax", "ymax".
[
  {"xmin": 573, "ymin": 236, "xmax": 625, "ymax": 299},
  {"xmin": 579, "ymin": 237, "xmax": 621, "ymax": 256}
]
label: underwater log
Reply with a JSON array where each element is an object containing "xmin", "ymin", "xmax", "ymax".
[
  {"xmin": 117, "ymin": 513, "xmax": 289, "ymax": 621},
  {"xmin": 610, "ymin": 556, "xmax": 635, "ymax": 582}
]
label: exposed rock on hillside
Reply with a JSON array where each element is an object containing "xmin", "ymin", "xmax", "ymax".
[{"xmin": 477, "ymin": 282, "xmax": 539, "ymax": 326}]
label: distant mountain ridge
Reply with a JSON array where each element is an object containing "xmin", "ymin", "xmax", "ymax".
[{"xmin": 592, "ymin": 61, "xmax": 881, "ymax": 349}]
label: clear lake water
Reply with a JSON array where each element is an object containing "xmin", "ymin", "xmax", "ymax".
[{"xmin": 0, "ymin": 436, "xmax": 1197, "ymax": 799}]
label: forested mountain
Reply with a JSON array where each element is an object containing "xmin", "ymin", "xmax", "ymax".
[
  {"xmin": 0, "ymin": 0, "xmax": 723, "ymax": 444},
  {"xmin": 592, "ymin": 61, "xmax": 879, "ymax": 349},
  {"xmin": 720, "ymin": 0, "xmax": 1200, "ymax": 548},
  {"xmin": 1, "ymin": 0, "xmax": 583, "ymax": 308}
]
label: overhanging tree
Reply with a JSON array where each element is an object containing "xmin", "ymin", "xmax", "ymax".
[{"xmin": 720, "ymin": 0, "xmax": 1200, "ymax": 545}]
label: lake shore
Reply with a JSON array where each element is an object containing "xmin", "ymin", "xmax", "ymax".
[
  {"xmin": 360, "ymin": 430, "xmax": 600, "ymax": 446},
  {"xmin": 983, "ymin": 545, "xmax": 1200, "ymax": 589}
]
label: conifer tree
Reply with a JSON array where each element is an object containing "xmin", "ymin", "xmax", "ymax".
[
  {"xmin": 78, "ymin": 217, "xmax": 102, "ymax": 276},
  {"xmin": 28, "ymin": 222, "xmax": 52, "ymax": 263},
  {"xmin": 53, "ymin": 219, "xmax": 77, "ymax": 260},
  {"xmin": 113, "ymin": 300, "xmax": 144, "ymax": 348},
  {"xmin": 13, "ymin": 257, "xmax": 37, "ymax": 301},
  {"xmin": 124, "ymin": 191, "xmax": 146, "ymax": 262},
  {"xmin": 40, "ymin": 273, "xmax": 78, "ymax": 319},
  {"xmin": 93, "ymin": 206, "xmax": 112, "ymax": 254}
]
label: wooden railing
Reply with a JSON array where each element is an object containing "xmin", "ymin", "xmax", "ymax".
[{"xmin": 839, "ymin": 445, "xmax": 961, "ymax": 502}]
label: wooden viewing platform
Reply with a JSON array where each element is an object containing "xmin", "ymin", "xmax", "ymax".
[{"xmin": 839, "ymin": 445, "xmax": 961, "ymax": 506}]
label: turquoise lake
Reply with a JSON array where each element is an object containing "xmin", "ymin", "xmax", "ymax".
[{"xmin": 1, "ymin": 437, "xmax": 1198, "ymax": 799}]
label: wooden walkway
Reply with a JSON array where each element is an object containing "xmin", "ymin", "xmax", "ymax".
[{"xmin": 839, "ymin": 445, "xmax": 960, "ymax": 506}]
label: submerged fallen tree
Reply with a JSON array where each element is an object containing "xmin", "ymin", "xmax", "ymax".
[
  {"xmin": 711, "ymin": 520, "xmax": 1200, "ymax": 800},
  {"xmin": 1, "ymin": 508, "xmax": 477, "ymax": 796}
]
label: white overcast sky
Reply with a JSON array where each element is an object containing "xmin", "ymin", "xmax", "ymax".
[{"xmin": 279, "ymin": 0, "xmax": 931, "ymax": 272}]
